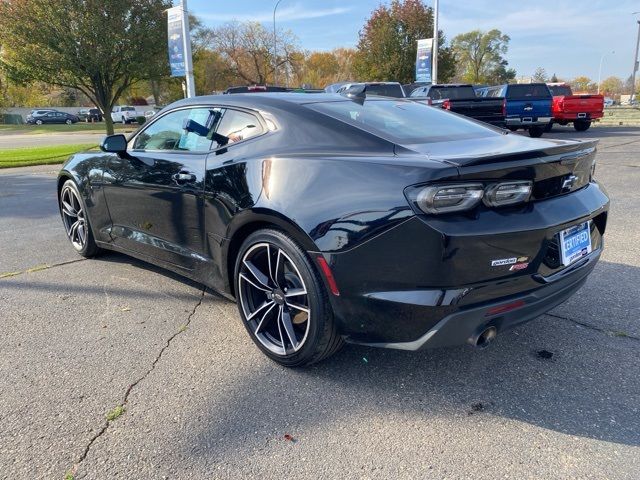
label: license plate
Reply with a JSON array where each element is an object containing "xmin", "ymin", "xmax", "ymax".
[{"xmin": 559, "ymin": 221, "xmax": 592, "ymax": 266}]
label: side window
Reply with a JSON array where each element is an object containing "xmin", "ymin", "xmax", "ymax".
[
  {"xmin": 215, "ymin": 109, "xmax": 263, "ymax": 145},
  {"xmin": 132, "ymin": 108, "xmax": 217, "ymax": 152}
]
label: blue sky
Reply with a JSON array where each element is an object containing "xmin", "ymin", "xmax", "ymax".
[{"xmin": 186, "ymin": 0, "xmax": 639, "ymax": 81}]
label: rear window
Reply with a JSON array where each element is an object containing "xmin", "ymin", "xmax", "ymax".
[
  {"xmin": 363, "ymin": 84, "xmax": 405, "ymax": 98},
  {"xmin": 548, "ymin": 85, "xmax": 572, "ymax": 96},
  {"xmin": 306, "ymin": 99, "xmax": 499, "ymax": 144},
  {"xmin": 506, "ymin": 84, "xmax": 551, "ymax": 99},
  {"xmin": 428, "ymin": 86, "xmax": 476, "ymax": 100}
]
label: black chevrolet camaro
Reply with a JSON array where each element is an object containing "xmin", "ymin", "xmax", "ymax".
[{"xmin": 58, "ymin": 93, "xmax": 609, "ymax": 366}]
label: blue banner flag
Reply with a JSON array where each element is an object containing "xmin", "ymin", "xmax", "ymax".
[
  {"xmin": 167, "ymin": 6, "xmax": 185, "ymax": 77},
  {"xmin": 416, "ymin": 38, "xmax": 433, "ymax": 83}
]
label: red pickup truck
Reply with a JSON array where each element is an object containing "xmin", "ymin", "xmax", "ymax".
[{"xmin": 547, "ymin": 83, "xmax": 604, "ymax": 131}]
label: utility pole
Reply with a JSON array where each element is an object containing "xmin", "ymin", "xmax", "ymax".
[
  {"xmin": 631, "ymin": 20, "xmax": 640, "ymax": 103},
  {"xmin": 432, "ymin": 0, "xmax": 439, "ymax": 84},
  {"xmin": 181, "ymin": 0, "xmax": 196, "ymax": 97},
  {"xmin": 273, "ymin": 0, "xmax": 283, "ymax": 86}
]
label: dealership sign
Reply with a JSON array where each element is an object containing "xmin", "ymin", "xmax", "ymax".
[
  {"xmin": 415, "ymin": 38, "xmax": 433, "ymax": 83},
  {"xmin": 167, "ymin": 6, "xmax": 185, "ymax": 77}
]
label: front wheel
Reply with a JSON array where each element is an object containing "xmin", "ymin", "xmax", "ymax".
[
  {"xmin": 65, "ymin": 119, "xmax": 72, "ymax": 125},
  {"xmin": 528, "ymin": 126, "xmax": 544, "ymax": 138},
  {"xmin": 59, "ymin": 180, "xmax": 100, "ymax": 257},
  {"xmin": 35, "ymin": 119, "xmax": 43, "ymax": 125},
  {"xmin": 234, "ymin": 229, "xmax": 343, "ymax": 367},
  {"xmin": 574, "ymin": 120, "xmax": 591, "ymax": 131}
]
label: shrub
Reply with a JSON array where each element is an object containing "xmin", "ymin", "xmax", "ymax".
[
  {"xmin": 0, "ymin": 113, "xmax": 24, "ymax": 124},
  {"xmin": 135, "ymin": 116, "xmax": 146, "ymax": 125}
]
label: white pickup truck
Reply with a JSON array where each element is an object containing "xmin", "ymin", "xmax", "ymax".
[{"xmin": 111, "ymin": 106, "xmax": 142, "ymax": 124}]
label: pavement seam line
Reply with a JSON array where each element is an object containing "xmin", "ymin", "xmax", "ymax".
[
  {"xmin": 69, "ymin": 286, "xmax": 207, "ymax": 476},
  {"xmin": 0, "ymin": 258, "xmax": 86, "ymax": 280},
  {"xmin": 546, "ymin": 312, "xmax": 640, "ymax": 342}
]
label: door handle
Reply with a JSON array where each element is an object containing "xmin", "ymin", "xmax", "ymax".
[{"xmin": 172, "ymin": 172, "xmax": 196, "ymax": 183}]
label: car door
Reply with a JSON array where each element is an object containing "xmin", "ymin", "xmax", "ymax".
[
  {"xmin": 102, "ymin": 106, "xmax": 217, "ymax": 270},
  {"xmin": 43, "ymin": 112, "xmax": 56, "ymax": 123}
]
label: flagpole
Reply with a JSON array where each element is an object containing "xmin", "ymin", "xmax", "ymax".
[
  {"xmin": 181, "ymin": 0, "xmax": 196, "ymax": 97},
  {"xmin": 432, "ymin": 0, "xmax": 439, "ymax": 84}
]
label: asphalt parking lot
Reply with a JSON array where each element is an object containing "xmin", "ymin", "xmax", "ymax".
[{"xmin": 1, "ymin": 125, "xmax": 639, "ymax": 479}]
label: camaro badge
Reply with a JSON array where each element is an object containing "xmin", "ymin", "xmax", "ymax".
[
  {"xmin": 491, "ymin": 257, "xmax": 517, "ymax": 266},
  {"xmin": 491, "ymin": 256, "xmax": 529, "ymax": 267}
]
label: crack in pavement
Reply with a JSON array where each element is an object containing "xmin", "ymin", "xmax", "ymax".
[
  {"xmin": 68, "ymin": 286, "xmax": 207, "ymax": 477},
  {"xmin": 0, "ymin": 258, "xmax": 86, "ymax": 279},
  {"xmin": 546, "ymin": 312, "xmax": 640, "ymax": 342}
]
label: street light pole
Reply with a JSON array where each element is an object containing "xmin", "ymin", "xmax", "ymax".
[
  {"xmin": 273, "ymin": 0, "xmax": 283, "ymax": 86},
  {"xmin": 432, "ymin": 0, "xmax": 439, "ymax": 84},
  {"xmin": 597, "ymin": 51, "xmax": 614, "ymax": 95},
  {"xmin": 631, "ymin": 20, "xmax": 640, "ymax": 102},
  {"xmin": 181, "ymin": 0, "xmax": 196, "ymax": 97}
]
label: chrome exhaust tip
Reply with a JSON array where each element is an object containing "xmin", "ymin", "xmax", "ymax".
[{"xmin": 474, "ymin": 326, "xmax": 498, "ymax": 349}]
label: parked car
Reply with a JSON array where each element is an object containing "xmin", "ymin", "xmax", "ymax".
[
  {"xmin": 58, "ymin": 92, "xmax": 608, "ymax": 366},
  {"xmin": 324, "ymin": 82, "xmax": 353, "ymax": 93},
  {"xmin": 25, "ymin": 109, "xmax": 56, "ymax": 123},
  {"xmin": 111, "ymin": 106, "xmax": 139, "ymax": 124},
  {"xmin": 546, "ymin": 83, "xmax": 604, "ymax": 132},
  {"xmin": 26, "ymin": 110, "xmax": 79, "ymax": 125},
  {"xmin": 410, "ymin": 84, "xmax": 506, "ymax": 127},
  {"xmin": 77, "ymin": 108, "xmax": 103, "ymax": 122},
  {"xmin": 603, "ymin": 97, "xmax": 614, "ymax": 108},
  {"xmin": 402, "ymin": 82, "xmax": 429, "ymax": 96},
  {"xmin": 224, "ymin": 85, "xmax": 289, "ymax": 94},
  {"xmin": 336, "ymin": 82, "xmax": 406, "ymax": 98},
  {"xmin": 479, "ymin": 83, "xmax": 552, "ymax": 137}
]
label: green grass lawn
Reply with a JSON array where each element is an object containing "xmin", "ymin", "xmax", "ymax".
[
  {"xmin": 0, "ymin": 123, "xmax": 136, "ymax": 135},
  {"xmin": 0, "ymin": 144, "xmax": 96, "ymax": 168}
]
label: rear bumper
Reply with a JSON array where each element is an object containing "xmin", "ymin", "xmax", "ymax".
[
  {"xmin": 321, "ymin": 182, "xmax": 609, "ymax": 348},
  {"xmin": 354, "ymin": 248, "xmax": 599, "ymax": 350},
  {"xmin": 553, "ymin": 112, "xmax": 604, "ymax": 121},
  {"xmin": 506, "ymin": 116, "xmax": 552, "ymax": 127}
]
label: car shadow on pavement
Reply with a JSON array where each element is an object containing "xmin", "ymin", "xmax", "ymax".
[{"xmin": 183, "ymin": 259, "xmax": 639, "ymax": 456}]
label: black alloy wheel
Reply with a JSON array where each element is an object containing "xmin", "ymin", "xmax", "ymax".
[
  {"xmin": 59, "ymin": 180, "xmax": 99, "ymax": 257},
  {"xmin": 235, "ymin": 229, "xmax": 343, "ymax": 367}
]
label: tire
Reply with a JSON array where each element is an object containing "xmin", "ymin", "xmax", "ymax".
[
  {"xmin": 234, "ymin": 229, "xmax": 344, "ymax": 367},
  {"xmin": 508, "ymin": 126, "xmax": 518, "ymax": 132},
  {"xmin": 574, "ymin": 120, "xmax": 591, "ymax": 132},
  {"xmin": 35, "ymin": 119, "xmax": 43, "ymax": 125},
  {"xmin": 122, "ymin": 116, "xmax": 128, "ymax": 125},
  {"xmin": 59, "ymin": 179, "xmax": 100, "ymax": 258},
  {"xmin": 65, "ymin": 119, "xmax": 72, "ymax": 125},
  {"xmin": 528, "ymin": 126, "xmax": 544, "ymax": 138},
  {"xmin": 544, "ymin": 121, "xmax": 553, "ymax": 132}
]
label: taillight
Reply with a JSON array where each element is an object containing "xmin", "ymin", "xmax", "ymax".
[
  {"xmin": 442, "ymin": 99, "xmax": 451, "ymax": 110},
  {"xmin": 405, "ymin": 180, "xmax": 533, "ymax": 215}
]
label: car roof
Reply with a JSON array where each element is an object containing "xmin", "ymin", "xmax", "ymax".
[
  {"xmin": 170, "ymin": 92, "xmax": 403, "ymax": 109},
  {"xmin": 430, "ymin": 84, "xmax": 474, "ymax": 88}
]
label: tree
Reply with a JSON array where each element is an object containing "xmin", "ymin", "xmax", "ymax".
[
  {"xmin": 0, "ymin": 0, "xmax": 170, "ymax": 134},
  {"xmin": 599, "ymin": 76, "xmax": 623, "ymax": 96},
  {"xmin": 532, "ymin": 67, "xmax": 548, "ymax": 83},
  {"xmin": 201, "ymin": 21, "xmax": 299, "ymax": 85},
  {"xmin": 570, "ymin": 76, "xmax": 596, "ymax": 93},
  {"xmin": 550, "ymin": 73, "xmax": 559, "ymax": 83},
  {"xmin": 354, "ymin": 0, "xmax": 455, "ymax": 84},
  {"xmin": 451, "ymin": 29, "xmax": 513, "ymax": 84}
]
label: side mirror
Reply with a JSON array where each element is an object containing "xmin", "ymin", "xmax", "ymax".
[{"xmin": 100, "ymin": 134, "xmax": 127, "ymax": 154}]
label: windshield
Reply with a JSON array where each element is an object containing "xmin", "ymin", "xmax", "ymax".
[
  {"xmin": 428, "ymin": 86, "xmax": 477, "ymax": 100},
  {"xmin": 507, "ymin": 84, "xmax": 551, "ymax": 99},
  {"xmin": 306, "ymin": 99, "xmax": 498, "ymax": 144},
  {"xmin": 548, "ymin": 85, "xmax": 572, "ymax": 96},
  {"xmin": 122, "ymin": 107, "xmax": 136, "ymax": 112}
]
